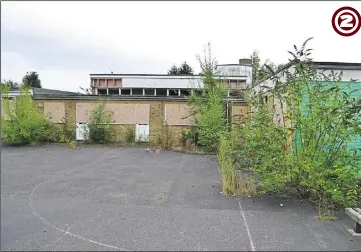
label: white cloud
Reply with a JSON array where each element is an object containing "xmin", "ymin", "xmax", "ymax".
[{"xmin": 1, "ymin": 1, "xmax": 361, "ymax": 91}]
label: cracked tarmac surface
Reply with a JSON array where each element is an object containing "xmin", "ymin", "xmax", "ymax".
[{"xmin": 1, "ymin": 145, "xmax": 360, "ymax": 251}]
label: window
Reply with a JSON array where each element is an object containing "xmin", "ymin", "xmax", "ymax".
[
  {"xmin": 180, "ymin": 89, "xmax": 191, "ymax": 97},
  {"xmin": 132, "ymin": 88, "xmax": 143, "ymax": 96},
  {"xmin": 98, "ymin": 89, "xmax": 107, "ymax": 95},
  {"xmin": 108, "ymin": 88, "xmax": 119, "ymax": 95},
  {"xmin": 2, "ymin": 97, "xmax": 14, "ymax": 100},
  {"xmin": 156, "ymin": 88, "xmax": 167, "ymax": 96},
  {"xmin": 169, "ymin": 89, "xmax": 179, "ymax": 96},
  {"xmin": 229, "ymin": 89, "xmax": 243, "ymax": 98},
  {"xmin": 144, "ymin": 89, "xmax": 155, "ymax": 96},
  {"xmin": 121, "ymin": 89, "xmax": 131, "ymax": 95}
]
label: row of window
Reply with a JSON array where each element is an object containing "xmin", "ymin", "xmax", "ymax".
[
  {"xmin": 96, "ymin": 88, "xmax": 243, "ymax": 98},
  {"xmin": 97, "ymin": 88, "xmax": 192, "ymax": 96}
]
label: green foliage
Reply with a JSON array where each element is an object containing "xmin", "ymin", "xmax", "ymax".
[
  {"xmin": 46, "ymin": 117, "xmax": 75, "ymax": 143},
  {"xmin": 1, "ymin": 86, "xmax": 50, "ymax": 145},
  {"xmin": 68, "ymin": 140, "xmax": 78, "ymax": 149},
  {"xmin": 22, "ymin": 71, "xmax": 42, "ymax": 88},
  {"xmin": 1, "ymin": 79, "xmax": 20, "ymax": 89},
  {"xmin": 188, "ymin": 43, "xmax": 227, "ymax": 152},
  {"xmin": 178, "ymin": 62, "xmax": 194, "ymax": 75},
  {"xmin": 181, "ymin": 127, "xmax": 197, "ymax": 145},
  {"xmin": 86, "ymin": 101, "xmax": 114, "ymax": 144},
  {"xmin": 167, "ymin": 64, "xmax": 179, "ymax": 75},
  {"xmin": 218, "ymin": 130, "xmax": 257, "ymax": 196},
  {"xmin": 237, "ymin": 103, "xmax": 293, "ymax": 193},
  {"xmin": 240, "ymin": 38, "xmax": 361, "ymax": 214},
  {"xmin": 125, "ymin": 126, "xmax": 135, "ymax": 143}
]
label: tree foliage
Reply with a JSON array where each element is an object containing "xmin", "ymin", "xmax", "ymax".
[
  {"xmin": 167, "ymin": 64, "xmax": 179, "ymax": 75},
  {"xmin": 167, "ymin": 62, "xmax": 194, "ymax": 76},
  {"xmin": 86, "ymin": 100, "xmax": 114, "ymax": 144},
  {"xmin": 1, "ymin": 85, "xmax": 50, "ymax": 145},
  {"xmin": 239, "ymin": 38, "xmax": 361, "ymax": 213},
  {"xmin": 178, "ymin": 61, "xmax": 194, "ymax": 75},
  {"xmin": 22, "ymin": 71, "xmax": 42, "ymax": 88},
  {"xmin": 1, "ymin": 79, "xmax": 20, "ymax": 89},
  {"xmin": 188, "ymin": 43, "xmax": 227, "ymax": 152}
]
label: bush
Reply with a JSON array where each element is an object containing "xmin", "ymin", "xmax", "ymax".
[
  {"xmin": 236, "ymin": 104, "xmax": 293, "ymax": 193},
  {"xmin": 188, "ymin": 43, "xmax": 227, "ymax": 153},
  {"xmin": 181, "ymin": 127, "xmax": 198, "ymax": 146},
  {"xmin": 1, "ymin": 86, "xmax": 50, "ymax": 145},
  {"xmin": 125, "ymin": 126, "xmax": 135, "ymax": 143},
  {"xmin": 46, "ymin": 117, "xmax": 75, "ymax": 143},
  {"xmin": 86, "ymin": 101, "xmax": 114, "ymax": 144},
  {"xmin": 239, "ymin": 38, "xmax": 361, "ymax": 216}
]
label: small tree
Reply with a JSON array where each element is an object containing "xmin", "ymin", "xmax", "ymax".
[
  {"xmin": 167, "ymin": 64, "xmax": 179, "ymax": 75},
  {"xmin": 22, "ymin": 71, "xmax": 42, "ymax": 88},
  {"xmin": 87, "ymin": 101, "xmax": 114, "ymax": 143},
  {"xmin": 178, "ymin": 61, "xmax": 194, "ymax": 75},
  {"xmin": 188, "ymin": 43, "xmax": 227, "ymax": 152}
]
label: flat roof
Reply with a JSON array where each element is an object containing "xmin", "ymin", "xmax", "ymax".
[
  {"xmin": 89, "ymin": 74, "xmax": 248, "ymax": 78},
  {"xmin": 314, "ymin": 61, "xmax": 361, "ymax": 67},
  {"xmin": 89, "ymin": 75, "xmax": 248, "ymax": 80}
]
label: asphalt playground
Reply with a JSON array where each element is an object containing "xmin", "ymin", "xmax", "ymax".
[{"xmin": 1, "ymin": 145, "xmax": 360, "ymax": 251}]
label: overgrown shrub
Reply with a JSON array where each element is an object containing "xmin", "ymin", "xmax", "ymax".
[
  {"xmin": 218, "ymin": 129, "xmax": 257, "ymax": 196},
  {"xmin": 46, "ymin": 117, "xmax": 75, "ymax": 143},
  {"xmin": 240, "ymin": 38, "xmax": 361, "ymax": 216},
  {"xmin": 181, "ymin": 127, "xmax": 198, "ymax": 146},
  {"xmin": 236, "ymin": 103, "xmax": 293, "ymax": 193},
  {"xmin": 86, "ymin": 101, "xmax": 114, "ymax": 144},
  {"xmin": 125, "ymin": 126, "xmax": 135, "ymax": 143},
  {"xmin": 1, "ymin": 86, "xmax": 50, "ymax": 145},
  {"xmin": 188, "ymin": 43, "xmax": 227, "ymax": 152}
]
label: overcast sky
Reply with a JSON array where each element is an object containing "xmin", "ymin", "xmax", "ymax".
[{"xmin": 1, "ymin": 1, "xmax": 361, "ymax": 92}]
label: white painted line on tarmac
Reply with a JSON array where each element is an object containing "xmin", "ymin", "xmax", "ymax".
[{"xmin": 238, "ymin": 198, "xmax": 256, "ymax": 251}]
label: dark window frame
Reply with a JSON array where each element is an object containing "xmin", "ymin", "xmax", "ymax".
[{"xmin": 121, "ymin": 89, "xmax": 131, "ymax": 95}]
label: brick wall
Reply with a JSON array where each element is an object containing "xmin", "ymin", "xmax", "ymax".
[{"xmin": 34, "ymin": 98, "xmax": 249, "ymax": 148}]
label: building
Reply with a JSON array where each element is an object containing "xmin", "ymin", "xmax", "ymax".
[
  {"xmin": 89, "ymin": 59, "xmax": 252, "ymax": 98},
  {"xmin": 3, "ymin": 59, "xmax": 248, "ymax": 145}
]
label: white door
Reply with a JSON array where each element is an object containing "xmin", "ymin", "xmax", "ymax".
[
  {"xmin": 76, "ymin": 123, "xmax": 89, "ymax": 140},
  {"xmin": 136, "ymin": 124, "xmax": 149, "ymax": 142}
]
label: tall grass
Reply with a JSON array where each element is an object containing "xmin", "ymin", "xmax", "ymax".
[{"xmin": 218, "ymin": 133, "xmax": 257, "ymax": 196}]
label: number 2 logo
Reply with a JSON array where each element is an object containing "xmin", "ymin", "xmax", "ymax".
[
  {"xmin": 340, "ymin": 14, "xmax": 353, "ymax": 28},
  {"xmin": 332, "ymin": 6, "xmax": 361, "ymax": 37}
]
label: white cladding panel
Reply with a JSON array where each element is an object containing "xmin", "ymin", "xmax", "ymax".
[
  {"xmin": 216, "ymin": 65, "xmax": 249, "ymax": 76},
  {"xmin": 216, "ymin": 65, "xmax": 252, "ymax": 85},
  {"xmin": 253, "ymin": 67, "xmax": 361, "ymax": 94},
  {"xmin": 122, "ymin": 77, "xmax": 204, "ymax": 89},
  {"xmin": 319, "ymin": 69, "xmax": 361, "ymax": 82}
]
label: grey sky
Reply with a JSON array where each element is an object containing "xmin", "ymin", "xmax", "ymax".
[{"xmin": 1, "ymin": 1, "xmax": 361, "ymax": 91}]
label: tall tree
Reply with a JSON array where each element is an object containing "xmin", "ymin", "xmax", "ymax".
[
  {"xmin": 178, "ymin": 61, "xmax": 194, "ymax": 75},
  {"xmin": 1, "ymin": 79, "xmax": 20, "ymax": 89},
  {"xmin": 22, "ymin": 71, "xmax": 42, "ymax": 88},
  {"xmin": 167, "ymin": 64, "xmax": 179, "ymax": 75}
]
